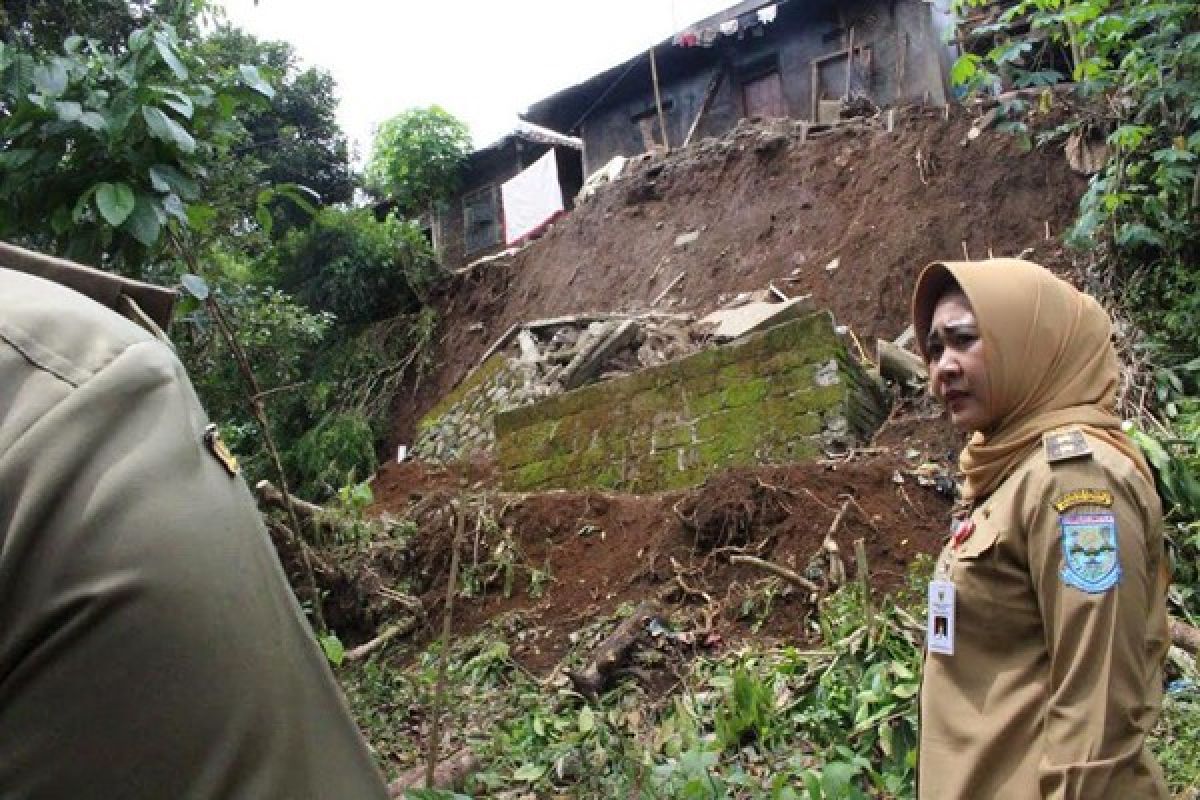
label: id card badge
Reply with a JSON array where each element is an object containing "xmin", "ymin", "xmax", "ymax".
[{"xmin": 927, "ymin": 579, "xmax": 956, "ymax": 655}]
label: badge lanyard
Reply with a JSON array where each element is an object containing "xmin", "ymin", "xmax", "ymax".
[{"xmin": 928, "ymin": 515, "xmax": 973, "ymax": 656}]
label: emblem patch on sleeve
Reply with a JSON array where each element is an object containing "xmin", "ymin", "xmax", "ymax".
[
  {"xmin": 1059, "ymin": 512, "xmax": 1121, "ymax": 593},
  {"xmin": 1052, "ymin": 488, "xmax": 1114, "ymax": 513}
]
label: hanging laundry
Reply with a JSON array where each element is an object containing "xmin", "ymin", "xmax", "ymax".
[
  {"xmin": 757, "ymin": 4, "xmax": 778, "ymax": 24},
  {"xmin": 502, "ymin": 150, "xmax": 564, "ymax": 246},
  {"xmin": 680, "ymin": 32, "xmax": 698, "ymax": 47},
  {"xmin": 719, "ymin": 18, "xmax": 738, "ymax": 36},
  {"xmin": 700, "ymin": 26, "xmax": 719, "ymax": 46}
]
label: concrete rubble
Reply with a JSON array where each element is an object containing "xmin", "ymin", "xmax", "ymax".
[{"xmin": 413, "ymin": 288, "xmax": 841, "ymax": 464}]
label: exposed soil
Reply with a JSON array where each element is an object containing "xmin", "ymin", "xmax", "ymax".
[
  {"xmin": 330, "ymin": 437, "xmax": 950, "ymax": 675},
  {"xmin": 392, "ymin": 104, "xmax": 1086, "ymax": 450},
  {"xmin": 310, "ymin": 103, "xmax": 1087, "ymax": 679}
]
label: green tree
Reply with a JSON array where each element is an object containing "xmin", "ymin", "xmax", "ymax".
[
  {"xmin": 272, "ymin": 207, "xmax": 441, "ymax": 323},
  {"xmin": 0, "ymin": 0, "xmax": 204, "ymax": 51},
  {"xmin": 363, "ymin": 105, "xmax": 471, "ymax": 214},
  {"xmin": 0, "ymin": 23, "xmax": 275, "ymax": 272},
  {"xmin": 201, "ymin": 26, "xmax": 354, "ymax": 235}
]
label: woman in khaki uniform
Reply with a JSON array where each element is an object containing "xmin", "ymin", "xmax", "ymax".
[{"xmin": 911, "ymin": 258, "xmax": 1169, "ymax": 799}]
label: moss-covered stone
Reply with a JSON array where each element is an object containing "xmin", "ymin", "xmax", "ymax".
[
  {"xmin": 420, "ymin": 353, "xmax": 509, "ymax": 434},
  {"xmin": 494, "ymin": 312, "xmax": 888, "ymax": 493},
  {"xmin": 721, "ymin": 376, "xmax": 770, "ymax": 409}
]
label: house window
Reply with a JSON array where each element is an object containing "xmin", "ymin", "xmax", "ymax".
[{"xmin": 463, "ymin": 185, "xmax": 501, "ymax": 255}]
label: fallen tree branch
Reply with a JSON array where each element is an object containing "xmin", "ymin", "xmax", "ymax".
[
  {"xmin": 255, "ymin": 480, "xmax": 331, "ymax": 524},
  {"xmin": 568, "ymin": 601, "xmax": 659, "ymax": 702},
  {"xmin": 1170, "ymin": 616, "xmax": 1200, "ymax": 655},
  {"xmin": 344, "ymin": 618, "xmax": 420, "ymax": 662},
  {"xmin": 730, "ymin": 554, "xmax": 820, "ymax": 594},
  {"xmin": 388, "ymin": 749, "xmax": 480, "ymax": 797}
]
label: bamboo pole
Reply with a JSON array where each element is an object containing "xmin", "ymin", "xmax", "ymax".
[{"xmin": 649, "ymin": 46, "xmax": 670, "ymax": 152}]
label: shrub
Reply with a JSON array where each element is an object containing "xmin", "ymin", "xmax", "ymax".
[{"xmin": 275, "ymin": 207, "xmax": 441, "ymax": 323}]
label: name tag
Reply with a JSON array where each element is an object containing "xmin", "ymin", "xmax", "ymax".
[{"xmin": 927, "ymin": 579, "xmax": 956, "ymax": 655}]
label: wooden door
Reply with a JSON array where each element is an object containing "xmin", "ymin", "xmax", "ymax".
[{"xmin": 743, "ymin": 71, "xmax": 785, "ymax": 118}]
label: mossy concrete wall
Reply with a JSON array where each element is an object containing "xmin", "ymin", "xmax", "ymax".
[{"xmin": 495, "ymin": 312, "xmax": 887, "ymax": 492}]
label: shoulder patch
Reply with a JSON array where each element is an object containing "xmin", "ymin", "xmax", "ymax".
[
  {"xmin": 1052, "ymin": 488, "xmax": 1113, "ymax": 513},
  {"xmin": 1044, "ymin": 428, "xmax": 1093, "ymax": 464},
  {"xmin": 204, "ymin": 423, "xmax": 240, "ymax": 476},
  {"xmin": 1059, "ymin": 512, "xmax": 1121, "ymax": 593}
]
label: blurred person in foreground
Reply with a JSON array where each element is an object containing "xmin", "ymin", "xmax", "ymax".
[{"xmin": 0, "ymin": 241, "xmax": 389, "ymax": 799}]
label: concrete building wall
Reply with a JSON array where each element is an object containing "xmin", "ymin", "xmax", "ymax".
[{"xmin": 574, "ymin": 0, "xmax": 952, "ymax": 175}]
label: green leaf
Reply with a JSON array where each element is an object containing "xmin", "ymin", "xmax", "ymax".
[
  {"xmin": 32, "ymin": 61, "xmax": 68, "ymax": 96},
  {"xmin": 154, "ymin": 35, "xmax": 189, "ymax": 81},
  {"xmin": 148, "ymin": 164, "xmax": 199, "ymax": 199},
  {"xmin": 238, "ymin": 64, "xmax": 275, "ymax": 99},
  {"xmin": 162, "ymin": 193, "xmax": 188, "ymax": 224},
  {"xmin": 142, "ymin": 106, "xmax": 196, "ymax": 153},
  {"xmin": 54, "ymin": 100, "xmax": 83, "ymax": 122},
  {"xmin": 153, "ymin": 87, "xmax": 194, "ymax": 119},
  {"xmin": 512, "ymin": 762, "xmax": 546, "ymax": 782},
  {"xmin": 578, "ymin": 705, "xmax": 595, "ymax": 734},
  {"xmin": 0, "ymin": 149, "xmax": 37, "ymax": 169},
  {"xmin": 129, "ymin": 28, "xmax": 152, "ymax": 52},
  {"xmin": 94, "ymin": 182, "xmax": 136, "ymax": 226},
  {"xmin": 79, "ymin": 111, "xmax": 109, "ymax": 132},
  {"xmin": 950, "ymin": 54, "xmax": 981, "ymax": 87},
  {"xmin": 180, "ymin": 273, "xmax": 210, "ymax": 301},
  {"xmin": 255, "ymin": 204, "xmax": 274, "ymax": 235},
  {"xmin": 64, "ymin": 35, "xmax": 84, "ymax": 54},
  {"xmin": 124, "ymin": 194, "xmax": 163, "ymax": 246},
  {"xmin": 319, "ymin": 633, "xmax": 345, "ymax": 666}
]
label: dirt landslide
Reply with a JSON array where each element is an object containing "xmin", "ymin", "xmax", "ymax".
[
  {"xmin": 305, "ymin": 102, "xmax": 1091, "ymax": 675},
  {"xmin": 392, "ymin": 103, "xmax": 1086, "ymax": 449},
  {"xmin": 315, "ymin": 426, "xmax": 952, "ymax": 675}
]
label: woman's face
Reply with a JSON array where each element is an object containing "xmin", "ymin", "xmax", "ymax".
[{"xmin": 926, "ymin": 289, "xmax": 992, "ymax": 433}]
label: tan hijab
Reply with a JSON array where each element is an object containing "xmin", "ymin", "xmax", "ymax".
[{"xmin": 911, "ymin": 258, "xmax": 1151, "ymax": 502}]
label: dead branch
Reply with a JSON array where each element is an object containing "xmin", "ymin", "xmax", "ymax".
[
  {"xmin": 256, "ymin": 480, "xmax": 330, "ymax": 523},
  {"xmin": 388, "ymin": 749, "xmax": 480, "ymax": 797},
  {"xmin": 1171, "ymin": 616, "xmax": 1200, "ymax": 655},
  {"xmin": 344, "ymin": 618, "xmax": 420, "ymax": 662},
  {"xmin": 854, "ymin": 538, "xmax": 875, "ymax": 641},
  {"xmin": 568, "ymin": 601, "xmax": 660, "ymax": 702},
  {"xmin": 730, "ymin": 554, "xmax": 820, "ymax": 594},
  {"xmin": 652, "ymin": 272, "xmax": 686, "ymax": 306},
  {"xmin": 425, "ymin": 500, "xmax": 467, "ymax": 788},
  {"xmin": 263, "ymin": 517, "xmax": 333, "ymax": 578}
]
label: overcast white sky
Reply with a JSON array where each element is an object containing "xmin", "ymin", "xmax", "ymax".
[{"xmin": 217, "ymin": 0, "xmax": 738, "ymax": 160}]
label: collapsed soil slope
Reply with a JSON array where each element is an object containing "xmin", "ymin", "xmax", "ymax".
[
  {"xmin": 339, "ymin": 103, "xmax": 1086, "ymax": 677},
  {"xmin": 393, "ymin": 105, "xmax": 1086, "ymax": 449}
]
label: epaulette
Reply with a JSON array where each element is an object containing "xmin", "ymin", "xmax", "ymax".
[
  {"xmin": 1043, "ymin": 427, "xmax": 1093, "ymax": 464},
  {"xmin": 0, "ymin": 240, "xmax": 176, "ymax": 334}
]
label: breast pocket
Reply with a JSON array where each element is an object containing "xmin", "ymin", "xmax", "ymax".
[{"xmin": 953, "ymin": 517, "xmax": 1038, "ymax": 619}]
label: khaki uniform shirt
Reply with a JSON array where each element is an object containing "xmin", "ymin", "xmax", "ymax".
[
  {"xmin": 918, "ymin": 429, "xmax": 1169, "ymax": 799},
  {"xmin": 0, "ymin": 254, "xmax": 389, "ymax": 799}
]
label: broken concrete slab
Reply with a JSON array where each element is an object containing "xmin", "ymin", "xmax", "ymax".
[
  {"xmin": 877, "ymin": 338, "xmax": 928, "ymax": 385},
  {"xmin": 561, "ymin": 319, "xmax": 641, "ymax": 390},
  {"xmin": 517, "ymin": 329, "xmax": 541, "ymax": 363},
  {"xmin": 699, "ymin": 295, "xmax": 813, "ymax": 341},
  {"xmin": 674, "ymin": 230, "xmax": 700, "ymax": 248}
]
